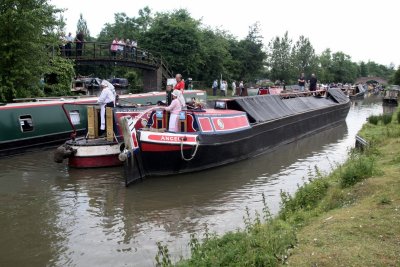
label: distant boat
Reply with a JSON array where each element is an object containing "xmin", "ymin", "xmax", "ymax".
[
  {"xmin": 348, "ymin": 84, "xmax": 366, "ymax": 99},
  {"xmin": 118, "ymin": 88, "xmax": 350, "ymax": 186},
  {"xmin": 0, "ymin": 90, "xmax": 207, "ymax": 157},
  {"xmin": 382, "ymin": 86, "xmax": 400, "ymax": 105}
]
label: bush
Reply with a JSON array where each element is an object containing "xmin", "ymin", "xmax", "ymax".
[
  {"xmin": 339, "ymin": 153, "xmax": 376, "ymax": 188},
  {"xmin": 368, "ymin": 115, "xmax": 379, "ymax": 125},
  {"xmin": 280, "ymin": 178, "xmax": 329, "ymax": 219},
  {"xmin": 382, "ymin": 113, "xmax": 393, "ymax": 125},
  {"xmin": 397, "ymin": 111, "xmax": 400, "ymax": 124}
]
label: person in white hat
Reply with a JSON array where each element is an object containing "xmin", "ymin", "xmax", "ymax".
[
  {"xmin": 163, "ymin": 90, "xmax": 184, "ymax": 132},
  {"xmin": 97, "ymin": 80, "xmax": 116, "ymax": 135}
]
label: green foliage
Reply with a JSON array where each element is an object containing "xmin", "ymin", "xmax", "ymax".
[
  {"xmin": 368, "ymin": 115, "xmax": 379, "ymax": 125},
  {"xmin": 267, "ymin": 31, "xmax": 293, "ymax": 82},
  {"xmin": 125, "ymin": 70, "xmax": 142, "ymax": 92},
  {"xmin": 76, "ymin": 13, "xmax": 91, "ymax": 40},
  {"xmin": 155, "ymin": 241, "xmax": 172, "ymax": 267},
  {"xmin": 382, "ymin": 113, "xmax": 393, "ymax": 125},
  {"xmin": 291, "ymin": 35, "xmax": 317, "ymax": 77},
  {"xmin": 0, "ymin": 0, "xmax": 63, "ymax": 102},
  {"xmin": 393, "ymin": 66, "xmax": 400, "ymax": 85},
  {"xmin": 339, "ymin": 153, "xmax": 376, "ymax": 188},
  {"xmin": 178, "ymin": 218, "xmax": 295, "ymax": 267},
  {"xmin": 280, "ymin": 176, "xmax": 329, "ymax": 220},
  {"xmin": 397, "ymin": 110, "xmax": 400, "ymax": 124},
  {"xmin": 140, "ymin": 9, "xmax": 202, "ymax": 77},
  {"xmin": 43, "ymin": 57, "xmax": 75, "ymax": 96}
]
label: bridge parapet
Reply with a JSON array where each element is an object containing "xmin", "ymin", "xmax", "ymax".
[{"xmin": 58, "ymin": 42, "xmax": 173, "ymax": 91}]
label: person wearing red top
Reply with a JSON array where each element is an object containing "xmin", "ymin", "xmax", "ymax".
[{"xmin": 174, "ymin": 74, "xmax": 185, "ymax": 91}]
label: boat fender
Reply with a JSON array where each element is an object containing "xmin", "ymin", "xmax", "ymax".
[
  {"xmin": 118, "ymin": 150, "xmax": 129, "ymax": 162},
  {"xmin": 54, "ymin": 144, "xmax": 76, "ymax": 163}
]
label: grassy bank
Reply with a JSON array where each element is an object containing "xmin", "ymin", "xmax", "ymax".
[{"xmin": 157, "ymin": 109, "xmax": 400, "ymax": 266}]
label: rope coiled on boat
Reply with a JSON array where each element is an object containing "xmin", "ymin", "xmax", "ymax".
[{"xmin": 180, "ymin": 137, "xmax": 199, "ymax": 161}]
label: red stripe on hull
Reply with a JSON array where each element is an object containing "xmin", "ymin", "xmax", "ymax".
[
  {"xmin": 68, "ymin": 154, "xmax": 122, "ymax": 168},
  {"xmin": 141, "ymin": 142, "xmax": 193, "ymax": 152}
]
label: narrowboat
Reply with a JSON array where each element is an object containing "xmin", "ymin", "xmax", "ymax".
[
  {"xmin": 119, "ymin": 88, "xmax": 350, "ymax": 185},
  {"xmin": 347, "ymin": 84, "xmax": 366, "ymax": 99},
  {"xmin": 0, "ymin": 90, "xmax": 207, "ymax": 157},
  {"xmin": 382, "ymin": 86, "xmax": 399, "ymax": 105}
]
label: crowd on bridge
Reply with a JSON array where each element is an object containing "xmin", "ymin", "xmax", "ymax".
[{"xmin": 58, "ymin": 32, "xmax": 153, "ymax": 63}]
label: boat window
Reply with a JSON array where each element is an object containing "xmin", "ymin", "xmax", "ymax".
[
  {"xmin": 69, "ymin": 110, "xmax": 81, "ymax": 125},
  {"xmin": 215, "ymin": 101, "xmax": 227, "ymax": 109},
  {"xmin": 19, "ymin": 115, "xmax": 34, "ymax": 132}
]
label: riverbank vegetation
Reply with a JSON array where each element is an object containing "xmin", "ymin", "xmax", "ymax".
[
  {"xmin": 154, "ymin": 109, "xmax": 400, "ymax": 266},
  {"xmin": 1, "ymin": 1, "xmax": 397, "ymax": 102}
]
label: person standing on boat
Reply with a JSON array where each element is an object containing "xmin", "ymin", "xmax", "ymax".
[
  {"xmin": 97, "ymin": 80, "xmax": 116, "ymax": 136},
  {"xmin": 239, "ymin": 81, "xmax": 244, "ymax": 96},
  {"xmin": 174, "ymin": 74, "xmax": 185, "ymax": 91},
  {"xmin": 298, "ymin": 73, "xmax": 305, "ymax": 91},
  {"xmin": 163, "ymin": 90, "xmax": 183, "ymax": 132},
  {"xmin": 231, "ymin": 80, "xmax": 237, "ymax": 96},
  {"xmin": 166, "ymin": 84, "xmax": 173, "ymax": 105},
  {"xmin": 212, "ymin": 79, "xmax": 218, "ymax": 96},
  {"xmin": 220, "ymin": 80, "xmax": 226, "ymax": 96},
  {"xmin": 309, "ymin": 73, "xmax": 317, "ymax": 91}
]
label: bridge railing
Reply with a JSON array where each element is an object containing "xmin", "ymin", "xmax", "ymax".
[{"xmin": 59, "ymin": 41, "xmax": 160, "ymax": 67}]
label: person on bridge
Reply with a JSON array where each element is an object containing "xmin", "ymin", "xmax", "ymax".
[
  {"xmin": 97, "ymin": 80, "xmax": 116, "ymax": 136},
  {"xmin": 110, "ymin": 37, "xmax": 118, "ymax": 59},
  {"xmin": 75, "ymin": 31, "xmax": 84, "ymax": 57},
  {"xmin": 65, "ymin": 32, "xmax": 73, "ymax": 57}
]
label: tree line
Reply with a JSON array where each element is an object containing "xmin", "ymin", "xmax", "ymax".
[{"xmin": 0, "ymin": 1, "xmax": 398, "ymax": 102}]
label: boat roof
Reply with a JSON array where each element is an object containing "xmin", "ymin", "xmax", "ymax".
[{"xmin": 0, "ymin": 90, "xmax": 205, "ymax": 110}]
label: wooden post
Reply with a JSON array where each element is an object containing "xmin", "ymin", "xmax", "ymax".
[
  {"xmin": 106, "ymin": 107, "xmax": 114, "ymax": 141},
  {"xmin": 87, "ymin": 106, "xmax": 96, "ymax": 139}
]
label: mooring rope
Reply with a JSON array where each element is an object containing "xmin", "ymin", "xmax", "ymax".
[{"xmin": 180, "ymin": 138, "xmax": 199, "ymax": 161}]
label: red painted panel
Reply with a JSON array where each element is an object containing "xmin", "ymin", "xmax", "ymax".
[
  {"xmin": 198, "ymin": 117, "xmax": 213, "ymax": 132},
  {"xmin": 211, "ymin": 115, "xmax": 249, "ymax": 132},
  {"xmin": 68, "ymin": 154, "xmax": 122, "ymax": 168}
]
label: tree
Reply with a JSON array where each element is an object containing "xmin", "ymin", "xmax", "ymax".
[
  {"xmin": 76, "ymin": 13, "xmax": 91, "ymax": 40},
  {"xmin": 359, "ymin": 61, "xmax": 368, "ymax": 77},
  {"xmin": 330, "ymin": 51, "xmax": 358, "ymax": 83},
  {"xmin": 236, "ymin": 22, "xmax": 267, "ymax": 81},
  {"xmin": 0, "ymin": 0, "xmax": 64, "ymax": 102},
  {"xmin": 317, "ymin": 48, "xmax": 334, "ymax": 83},
  {"xmin": 393, "ymin": 66, "xmax": 400, "ymax": 85},
  {"xmin": 267, "ymin": 32, "xmax": 293, "ymax": 82},
  {"xmin": 291, "ymin": 35, "xmax": 317, "ymax": 78},
  {"xmin": 141, "ymin": 9, "xmax": 202, "ymax": 77}
]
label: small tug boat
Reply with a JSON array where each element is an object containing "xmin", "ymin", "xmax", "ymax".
[
  {"xmin": 118, "ymin": 88, "xmax": 350, "ymax": 185},
  {"xmin": 54, "ymin": 104, "xmax": 159, "ymax": 168}
]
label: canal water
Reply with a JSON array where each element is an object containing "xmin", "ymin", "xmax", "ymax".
[{"xmin": 0, "ymin": 95, "xmax": 384, "ymax": 266}]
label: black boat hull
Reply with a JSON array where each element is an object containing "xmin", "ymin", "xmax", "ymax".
[{"xmin": 139, "ymin": 101, "xmax": 350, "ymax": 176}]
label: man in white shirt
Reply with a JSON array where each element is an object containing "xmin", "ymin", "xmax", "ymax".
[
  {"xmin": 97, "ymin": 80, "xmax": 116, "ymax": 135},
  {"xmin": 65, "ymin": 32, "xmax": 73, "ymax": 57}
]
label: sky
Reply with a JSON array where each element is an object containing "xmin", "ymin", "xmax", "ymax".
[{"xmin": 51, "ymin": 0, "xmax": 399, "ymax": 68}]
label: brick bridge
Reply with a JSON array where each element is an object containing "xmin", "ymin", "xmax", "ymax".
[{"xmin": 355, "ymin": 77, "xmax": 388, "ymax": 84}]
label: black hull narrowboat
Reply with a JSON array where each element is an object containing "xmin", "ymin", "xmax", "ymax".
[{"xmin": 119, "ymin": 89, "xmax": 350, "ymax": 185}]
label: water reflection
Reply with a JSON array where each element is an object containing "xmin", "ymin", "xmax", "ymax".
[{"xmin": 0, "ymin": 95, "xmax": 383, "ymax": 266}]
